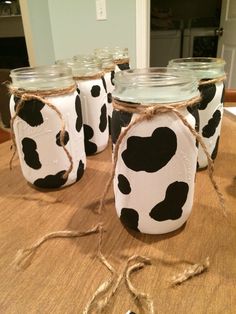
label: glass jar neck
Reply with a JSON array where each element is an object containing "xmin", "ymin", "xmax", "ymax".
[
  {"xmin": 94, "ymin": 47, "xmax": 129, "ymax": 61},
  {"xmin": 10, "ymin": 65, "xmax": 74, "ymax": 90},
  {"xmin": 168, "ymin": 57, "xmax": 225, "ymax": 80},
  {"xmin": 56, "ymin": 57, "xmax": 102, "ymax": 77},
  {"xmin": 113, "ymin": 68, "xmax": 199, "ymax": 104},
  {"xmin": 112, "ymin": 47, "xmax": 129, "ymax": 61},
  {"xmin": 72, "ymin": 60, "xmax": 102, "ymax": 77}
]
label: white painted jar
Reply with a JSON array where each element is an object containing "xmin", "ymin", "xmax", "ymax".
[
  {"xmin": 57, "ymin": 58, "xmax": 109, "ymax": 155},
  {"xmin": 168, "ymin": 57, "xmax": 226, "ymax": 169},
  {"xmin": 10, "ymin": 65, "xmax": 86, "ymax": 189},
  {"xmin": 94, "ymin": 52, "xmax": 116, "ymax": 133},
  {"xmin": 111, "ymin": 68, "xmax": 200, "ymax": 234},
  {"xmin": 73, "ymin": 60, "xmax": 109, "ymax": 155}
]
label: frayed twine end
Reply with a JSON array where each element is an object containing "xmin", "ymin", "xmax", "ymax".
[{"xmin": 171, "ymin": 257, "xmax": 210, "ymax": 285}]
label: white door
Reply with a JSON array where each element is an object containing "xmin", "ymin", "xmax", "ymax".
[{"xmin": 217, "ymin": 0, "xmax": 236, "ymax": 88}]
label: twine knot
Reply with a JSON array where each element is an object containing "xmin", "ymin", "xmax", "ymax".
[{"xmin": 144, "ymin": 106, "xmax": 156, "ymax": 120}]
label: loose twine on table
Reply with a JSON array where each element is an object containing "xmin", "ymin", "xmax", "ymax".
[
  {"xmin": 8, "ymin": 84, "xmax": 76, "ymax": 179},
  {"xmin": 83, "ymin": 225, "xmax": 154, "ymax": 314},
  {"xmin": 13, "ymin": 224, "xmax": 102, "ymax": 270}
]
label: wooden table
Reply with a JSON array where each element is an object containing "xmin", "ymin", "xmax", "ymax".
[{"xmin": 0, "ymin": 112, "xmax": 235, "ymax": 314}]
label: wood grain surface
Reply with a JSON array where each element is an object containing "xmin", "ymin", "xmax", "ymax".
[{"xmin": 0, "ymin": 112, "xmax": 235, "ymax": 314}]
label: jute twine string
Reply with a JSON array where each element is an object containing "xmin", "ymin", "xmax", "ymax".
[
  {"xmin": 8, "ymin": 84, "xmax": 76, "ymax": 179},
  {"xmin": 98, "ymin": 95, "xmax": 226, "ymax": 216},
  {"xmin": 114, "ymin": 58, "xmax": 130, "ymax": 65},
  {"xmin": 103, "ymin": 65, "xmax": 116, "ymax": 73},
  {"xmin": 171, "ymin": 257, "xmax": 210, "ymax": 285},
  {"xmin": 12, "ymin": 224, "xmax": 101, "ymax": 270},
  {"xmin": 198, "ymin": 75, "xmax": 226, "ymax": 86},
  {"xmin": 84, "ymin": 250, "xmax": 153, "ymax": 314},
  {"xmin": 73, "ymin": 71, "xmax": 105, "ymax": 81}
]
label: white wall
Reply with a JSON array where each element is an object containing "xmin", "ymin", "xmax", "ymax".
[
  {"xmin": 20, "ymin": 0, "xmax": 55, "ymax": 66},
  {"xmin": 48, "ymin": 0, "xmax": 136, "ymax": 67},
  {"xmin": 20, "ymin": 0, "xmax": 137, "ymax": 67}
]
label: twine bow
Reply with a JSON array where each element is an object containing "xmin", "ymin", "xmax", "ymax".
[{"xmin": 8, "ymin": 84, "xmax": 77, "ymax": 179}]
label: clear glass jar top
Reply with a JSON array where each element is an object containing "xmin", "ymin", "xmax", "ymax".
[
  {"xmin": 168, "ymin": 57, "xmax": 225, "ymax": 80},
  {"xmin": 56, "ymin": 56, "xmax": 102, "ymax": 77},
  {"xmin": 112, "ymin": 47, "xmax": 129, "ymax": 60},
  {"xmin": 113, "ymin": 68, "xmax": 199, "ymax": 104},
  {"xmin": 10, "ymin": 65, "xmax": 74, "ymax": 90},
  {"xmin": 94, "ymin": 46, "xmax": 129, "ymax": 61}
]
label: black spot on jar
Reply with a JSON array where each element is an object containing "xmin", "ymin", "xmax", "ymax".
[
  {"xmin": 91, "ymin": 85, "xmax": 101, "ymax": 97},
  {"xmin": 101, "ymin": 76, "xmax": 107, "ymax": 93},
  {"xmin": 121, "ymin": 127, "xmax": 177, "ymax": 172},
  {"xmin": 111, "ymin": 71, "xmax": 115, "ymax": 86},
  {"xmin": 120, "ymin": 208, "xmax": 140, "ymax": 232},
  {"xmin": 202, "ymin": 110, "xmax": 221, "ymax": 138},
  {"xmin": 56, "ymin": 130, "xmax": 70, "ymax": 146},
  {"xmin": 83, "ymin": 124, "xmax": 98, "ymax": 155},
  {"xmin": 99, "ymin": 104, "xmax": 107, "ymax": 132},
  {"xmin": 118, "ymin": 174, "xmax": 131, "ymax": 194},
  {"xmin": 198, "ymin": 82, "xmax": 216, "ymax": 110},
  {"xmin": 221, "ymin": 83, "xmax": 225, "ymax": 103},
  {"xmin": 75, "ymin": 94, "xmax": 83, "ymax": 132},
  {"xmin": 34, "ymin": 170, "xmax": 68, "ymax": 189},
  {"xmin": 117, "ymin": 63, "xmax": 130, "ymax": 71},
  {"xmin": 107, "ymin": 92, "xmax": 112, "ymax": 104},
  {"xmin": 14, "ymin": 96, "xmax": 44, "ymax": 127},
  {"xmin": 187, "ymin": 105, "xmax": 200, "ymax": 147},
  {"xmin": 111, "ymin": 110, "xmax": 133, "ymax": 144},
  {"xmin": 22, "ymin": 137, "xmax": 42, "ymax": 169},
  {"xmin": 149, "ymin": 181, "xmax": 189, "ymax": 221},
  {"xmin": 76, "ymin": 160, "xmax": 85, "ymax": 182},
  {"xmin": 211, "ymin": 136, "xmax": 220, "ymax": 160}
]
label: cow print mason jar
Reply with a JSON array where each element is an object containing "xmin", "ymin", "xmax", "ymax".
[
  {"xmin": 168, "ymin": 58, "xmax": 226, "ymax": 169},
  {"xmin": 9, "ymin": 65, "xmax": 86, "ymax": 189},
  {"xmin": 61, "ymin": 58, "xmax": 109, "ymax": 155},
  {"xmin": 94, "ymin": 52, "xmax": 116, "ymax": 134},
  {"xmin": 111, "ymin": 68, "xmax": 200, "ymax": 234},
  {"xmin": 112, "ymin": 47, "xmax": 130, "ymax": 72}
]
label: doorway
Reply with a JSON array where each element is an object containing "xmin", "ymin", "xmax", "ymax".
[{"xmin": 150, "ymin": 0, "xmax": 222, "ymax": 67}]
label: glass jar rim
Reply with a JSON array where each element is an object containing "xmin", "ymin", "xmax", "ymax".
[
  {"xmin": 10, "ymin": 65, "xmax": 75, "ymax": 90},
  {"xmin": 113, "ymin": 67, "xmax": 199, "ymax": 104},
  {"xmin": 10, "ymin": 65, "xmax": 73, "ymax": 81},
  {"xmin": 168, "ymin": 57, "xmax": 226, "ymax": 70},
  {"xmin": 114, "ymin": 67, "xmax": 198, "ymax": 87}
]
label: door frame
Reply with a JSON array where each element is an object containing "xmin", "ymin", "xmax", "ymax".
[{"xmin": 136, "ymin": 0, "xmax": 150, "ymax": 68}]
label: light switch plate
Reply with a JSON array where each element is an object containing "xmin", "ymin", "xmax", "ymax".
[{"xmin": 96, "ymin": 0, "xmax": 107, "ymax": 20}]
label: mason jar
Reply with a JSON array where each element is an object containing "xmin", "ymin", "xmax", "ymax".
[
  {"xmin": 59, "ymin": 58, "xmax": 109, "ymax": 155},
  {"xmin": 94, "ymin": 51, "xmax": 115, "ymax": 134},
  {"xmin": 168, "ymin": 57, "xmax": 226, "ymax": 169},
  {"xmin": 9, "ymin": 65, "xmax": 86, "ymax": 189},
  {"xmin": 111, "ymin": 68, "xmax": 200, "ymax": 234},
  {"xmin": 112, "ymin": 47, "xmax": 130, "ymax": 72}
]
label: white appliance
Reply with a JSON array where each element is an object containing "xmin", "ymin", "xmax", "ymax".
[
  {"xmin": 183, "ymin": 27, "xmax": 218, "ymax": 58},
  {"xmin": 150, "ymin": 29, "xmax": 182, "ymax": 67}
]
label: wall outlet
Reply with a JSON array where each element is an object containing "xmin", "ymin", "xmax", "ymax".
[{"xmin": 96, "ymin": 0, "xmax": 107, "ymax": 20}]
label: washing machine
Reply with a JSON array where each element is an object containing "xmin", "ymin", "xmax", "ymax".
[
  {"xmin": 183, "ymin": 27, "xmax": 218, "ymax": 58},
  {"xmin": 150, "ymin": 29, "xmax": 182, "ymax": 67}
]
